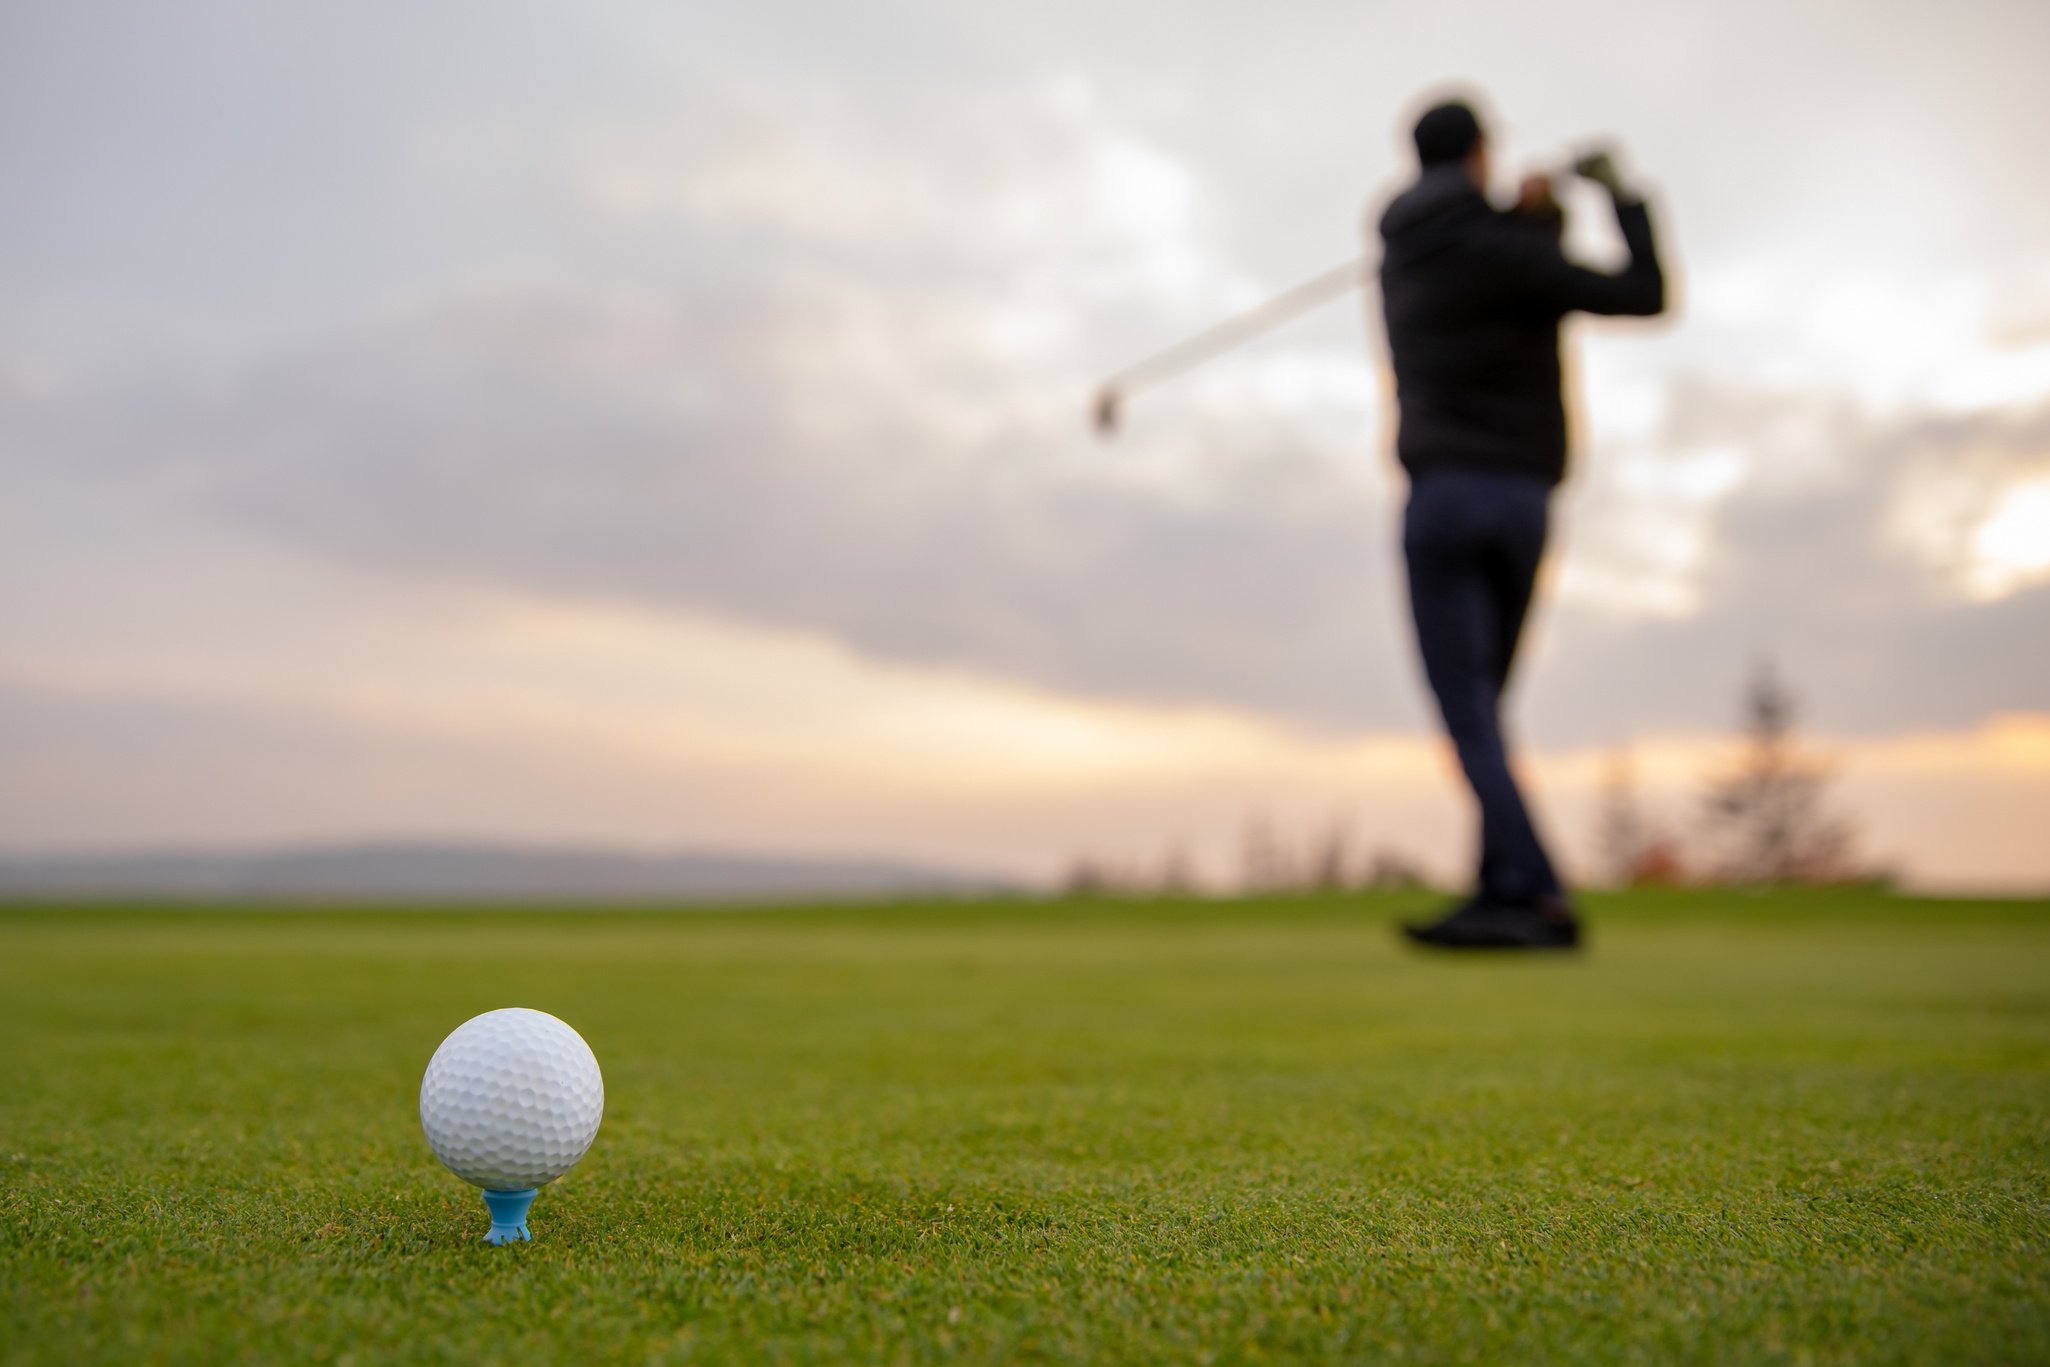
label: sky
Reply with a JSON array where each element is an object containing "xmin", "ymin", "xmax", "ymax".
[{"xmin": 2, "ymin": 0, "xmax": 2047, "ymax": 890}]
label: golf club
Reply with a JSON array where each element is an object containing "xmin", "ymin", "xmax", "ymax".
[
  {"xmin": 1091, "ymin": 148, "xmax": 1618, "ymax": 437},
  {"xmin": 1091, "ymin": 256, "xmax": 1365, "ymax": 437}
]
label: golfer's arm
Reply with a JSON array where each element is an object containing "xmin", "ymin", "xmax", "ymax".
[{"xmin": 1524, "ymin": 196, "xmax": 1666, "ymax": 318}]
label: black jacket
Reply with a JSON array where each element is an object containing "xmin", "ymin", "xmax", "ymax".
[{"xmin": 1377, "ymin": 165, "xmax": 1665, "ymax": 485}]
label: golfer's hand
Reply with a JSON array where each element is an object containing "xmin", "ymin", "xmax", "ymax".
[
  {"xmin": 1515, "ymin": 173, "xmax": 1561, "ymax": 218},
  {"xmin": 1572, "ymin": 146, "xmax": 1634, "ymax": 199}
]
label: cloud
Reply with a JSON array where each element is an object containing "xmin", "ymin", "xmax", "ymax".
[
  {"xmin": 113, "ymin": 279, "xmax": 1409, "ymax": 730},
  {"xmin": 5, "ymin": 38, "xmax": 2046, "ymax": 755},
  {"xmin": 1535, "ymin": 384, "xmax": 2050, "ymax": 744},
  {"xmin": 17, "ymin": 259, "xmax": 2044, "ymax": 751},
  {"xmin": 2, "ymin": 80, "xmax": 1412, "ymax": 734}
]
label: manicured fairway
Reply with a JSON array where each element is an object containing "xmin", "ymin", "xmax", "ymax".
[{"xmin": 3, "ymin": 890, "xmax": 2047, "ymax": 1364}]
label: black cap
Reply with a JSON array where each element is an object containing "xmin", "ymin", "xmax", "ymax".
[{"xmin": 1413, "ymin": 101, "xmax": 1483, "ymax": 166}]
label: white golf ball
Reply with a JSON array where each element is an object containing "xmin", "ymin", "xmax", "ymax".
[{"xmin": 419, "ymin": 1007, "xmax": 604, "ymax": 1191}]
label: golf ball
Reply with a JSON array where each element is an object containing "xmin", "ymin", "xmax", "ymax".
[{"xmin": 419, "ymin": 1008, "xmax": 604, "ymax": 1191}]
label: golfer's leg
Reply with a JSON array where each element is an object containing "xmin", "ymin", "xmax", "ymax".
[
  {"xmin": 1404, "ymin": 480, "xmax": 1528, "ymax": 905},
  {"xmin": 1489, "ymin": 487, "xmax": 1547, "ymax": 692},
  {"xmin": 1478, "ymin": 480, "xmax": 1562, "ymax": 900}
]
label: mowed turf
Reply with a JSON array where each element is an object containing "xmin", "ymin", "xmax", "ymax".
[{"xmin": 3, "ymin": 891, "xmax": 2047, "ymax": 1365}]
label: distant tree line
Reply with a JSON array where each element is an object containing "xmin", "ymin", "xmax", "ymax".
[
  {"xmin": 1064, "ymin": 657, "xmax": 1886, "ymax": 899},
  {"xmin": 1062, "ymin": 817, "xmax": 1431, "ymax": 899}
]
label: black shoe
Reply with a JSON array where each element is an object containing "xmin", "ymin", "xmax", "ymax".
[{"xmin": 1402, "ymin": 896, "xmax": 1582, "ymax": 950}]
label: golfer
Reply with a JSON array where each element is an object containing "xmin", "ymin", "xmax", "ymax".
[{"xmin": 1378, "ymin": 98, "xmax": 1668, "ymax": 948}]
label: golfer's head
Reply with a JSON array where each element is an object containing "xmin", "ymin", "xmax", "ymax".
[{"xmin": 1413, "ymin": 100, "xmax": 1487, "ymax": 186}]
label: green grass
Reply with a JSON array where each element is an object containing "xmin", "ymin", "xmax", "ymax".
[{"xmin": 3, "ymin": 889, "xmax": 2047, "ymax": 1364}]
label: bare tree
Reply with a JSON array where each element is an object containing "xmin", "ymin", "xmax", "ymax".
[
  {"xmin": 1240, "ymin": 812, "xmax": 1293, "ymax": 894},
  {"xmin": 1699, "ymin": 659, "xmax": 1858, "ymax": 885},
  {"xmin": 1597, "ymin": 748, "xmax": 1687, "ymax": 887},
  {"xmin": 1156, "ymin": 843, "xmax": 1200, "ymax": 897},
  {"xmin": 1596, "ymin": 748, "xmax": 1648, "ymax": 886},
  {"xmin": 1062, "ymin": 855, "xmax": 1115, "ymax": 898},
  {"xmin": 1306, "ymin": 818, "xmax": 1356, "ymax": 892},
  {"xmin": 1362, "ymin": 847, "xmax": 1430, "ymax": 891}
]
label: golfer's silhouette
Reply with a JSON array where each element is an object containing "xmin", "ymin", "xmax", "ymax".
[{"xmin": 1378, "ymin": 98, "xmax": 1667, "ymax": 949}]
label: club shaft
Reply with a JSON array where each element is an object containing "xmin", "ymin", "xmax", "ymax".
[{"xmin": 1103, "ymin": 256, "xmax": 1366, "ymax": 399}]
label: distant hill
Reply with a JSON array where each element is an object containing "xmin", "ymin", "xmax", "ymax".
[{"xmin": 0, "ymin": 842, "xmax": 1016, "ymax": 903}]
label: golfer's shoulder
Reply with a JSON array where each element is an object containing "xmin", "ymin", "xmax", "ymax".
[
  {"xmin": 1460, "ymin": 210, "xmax": 1566, "ymax": 282},
  {"xmin": 1473, "ymin": 207, "xmax": 1559, "ymax": 253},
  {"xmin": 1380, "ymin": 193, "xmax": 1497, "ymax": 283},
  {"xmin": 1378, "ymin": 173, "xmax": 1485, "ymax": 244}
]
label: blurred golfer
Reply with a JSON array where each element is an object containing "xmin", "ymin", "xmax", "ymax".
[{"xmin": 1378, "ymin": 98, "xmax": 1667, "ymax": 949}]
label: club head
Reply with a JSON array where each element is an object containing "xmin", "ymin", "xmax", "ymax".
[
  {"xmin": 1571, "ymin": 143, "xmax": 1618, "ymax": 181},
  {"xmin": 1092, "ymin": 387, "xmax": 1121, "ymax": 439}
]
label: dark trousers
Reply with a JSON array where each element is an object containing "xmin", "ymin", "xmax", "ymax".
[{"xmin": 1402, "ymin": 467, "xmax": 1562, "ymax": 906}]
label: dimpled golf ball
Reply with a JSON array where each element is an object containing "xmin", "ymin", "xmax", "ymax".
[{"xmin": 419, "ymin": 1008, "xmax": 604, "ymax": 1192}]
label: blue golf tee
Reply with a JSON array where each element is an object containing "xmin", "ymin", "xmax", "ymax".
[{"xmin": 481, "ymin": 1188, "xmax": 538, "ymax": 1245}]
